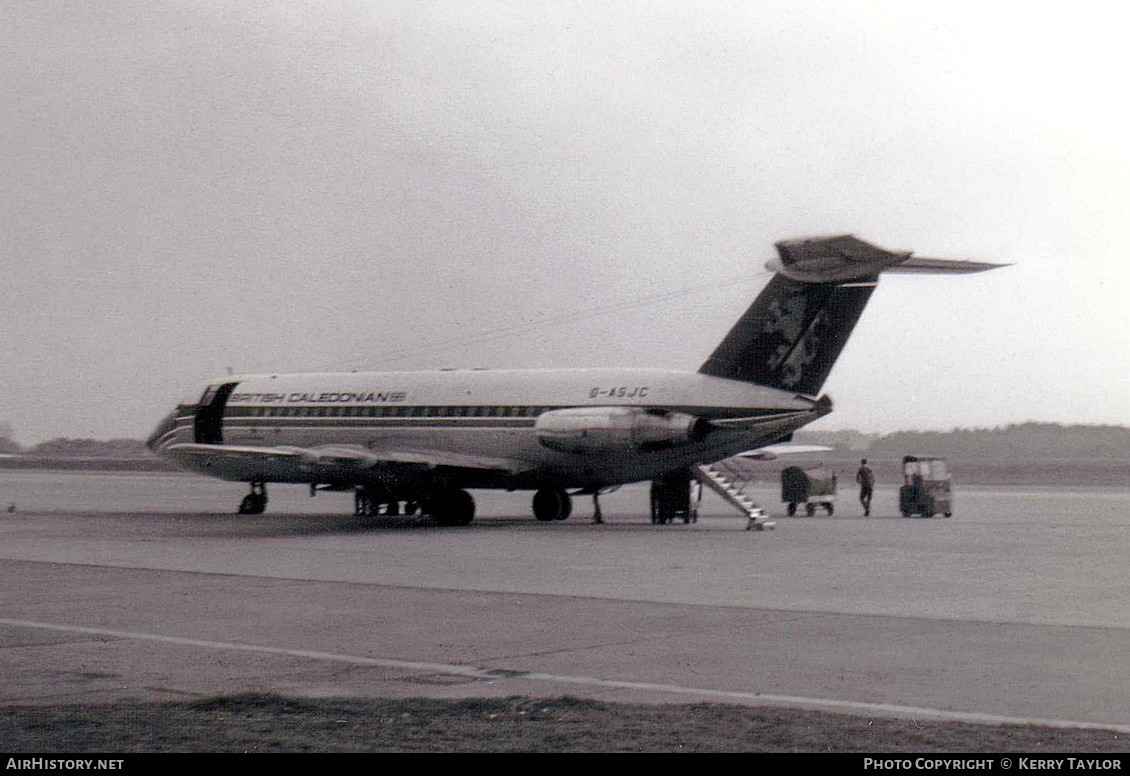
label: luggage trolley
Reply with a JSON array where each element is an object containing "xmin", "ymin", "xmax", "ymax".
[{"xmin": 781, "ymin": 465, "xmax": 837, "ymax": 516}]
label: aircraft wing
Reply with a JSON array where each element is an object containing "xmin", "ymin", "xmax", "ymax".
[
  {"xmin": 162, "ymin": 442, "xmax": 527, "ymax": 482},
  {"xmin": 736, "ymin": 443, "xmax": 833, "ymax": 461}
]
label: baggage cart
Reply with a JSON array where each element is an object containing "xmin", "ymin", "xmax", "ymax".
[{"xmin": 781, "ymin": 465, "xmax": 837, "ymax": 516}]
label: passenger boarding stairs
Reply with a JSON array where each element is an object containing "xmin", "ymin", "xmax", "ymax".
[{"xmin": 694, "ymin": 458, "xmax": 776, "ymax": 531}]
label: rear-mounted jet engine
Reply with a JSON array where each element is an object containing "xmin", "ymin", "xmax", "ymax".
[{"xmin": 535, "ymin": 407, "xmax": 710, "ymax": 454}]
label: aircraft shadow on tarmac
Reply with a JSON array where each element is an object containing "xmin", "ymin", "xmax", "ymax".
[
  {"xmin": 32, "ymin": 510, "xmax": 456, "ymax": 539},
  {"xmin": 774, "ymin": 512, "xmax": 946, "ymax": 521},
  {"xmin": 81, "ymin": 510, "xmax": 787, "ymax": 538},
  {"xmin": 155, "ymin": 511, "xmax": 493, "ymax": 538}
]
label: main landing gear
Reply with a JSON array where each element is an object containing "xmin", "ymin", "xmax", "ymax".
[
  {"xmin": 238, "ymin": 482, "xmax": 268, "ymax": 515},
  {"xmin": 423, "ymin": 489, "xmax": 475, "ymax": 526},
  {"xmin": 354, "ymin": 487, "xmax": 421, "ymax": 520},
  {"xmin": 354, "ymin": 486, "xmax": 473, "ymax": 526}
]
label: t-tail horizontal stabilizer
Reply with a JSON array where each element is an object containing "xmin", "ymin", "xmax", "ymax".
[
  {"xmin": 699, "ymin": 235, "xmax": 1005, "ymax": 395},
  {"xmin": 766, "ymin": 234, "xmax": 1006, "ymax": 282}
]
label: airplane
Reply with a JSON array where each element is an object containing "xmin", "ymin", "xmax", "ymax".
[{"xmin": 147, "ymin": 235, "xmax": 1003, "ymax": 526}]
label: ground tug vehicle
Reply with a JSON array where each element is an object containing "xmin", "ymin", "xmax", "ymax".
[{"xmin": 899, "ymin": 455, "xmax": 952, "ymax": 517}]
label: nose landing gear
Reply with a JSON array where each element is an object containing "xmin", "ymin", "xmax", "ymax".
[{"xmin": 238, "ymin": 482, "xmax": 268, "ymax": 515}]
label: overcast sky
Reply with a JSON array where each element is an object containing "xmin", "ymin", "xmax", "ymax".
[{"xmin": 2, "ymin": 1, "xmax": 1128, "ymax": 444}]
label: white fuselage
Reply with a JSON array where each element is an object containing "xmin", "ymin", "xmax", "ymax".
[{"xmin": 151, "ymin": 367, "xmax": 828, "ymax": 490}]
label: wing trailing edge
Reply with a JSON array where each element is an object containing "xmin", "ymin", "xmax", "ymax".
[{"xmin": 163, "ymin": 443, "xmax": 526, "ymax": 482}]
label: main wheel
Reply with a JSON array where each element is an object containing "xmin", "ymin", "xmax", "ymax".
[
  {"xmin": 533, "ymin": 488, "xmax": 570, "ymax": 522},
  {"xmin": 557, "ymin": 493, "xmax": 572, "ymax": 521},
  {"xmin": 428, "ymin": 489, "xmax": 475, "ymax": 526}
]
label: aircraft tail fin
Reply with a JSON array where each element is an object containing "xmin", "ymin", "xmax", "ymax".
[{"xmin": 697, "ymin": 235, "xmax": 1004, "ymax": 395}]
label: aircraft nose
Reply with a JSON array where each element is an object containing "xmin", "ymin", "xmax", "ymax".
[{"xmin": 147, "ymin": 411, "xmax": 176, "ymax": 452}]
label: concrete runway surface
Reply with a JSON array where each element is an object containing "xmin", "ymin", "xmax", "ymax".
[{"xmin": 0, "ymin": 470, "xmax": 1127, "ymax": 732}]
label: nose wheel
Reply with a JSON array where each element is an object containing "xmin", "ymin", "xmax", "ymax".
[{"xmin": 238, "ymin": 482, "xmax": 268, "ymax": 514}]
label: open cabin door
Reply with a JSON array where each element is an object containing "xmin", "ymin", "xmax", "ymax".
[{"xmin": 193, "ymin": 382, "xmax": 239, "ymax": 444}]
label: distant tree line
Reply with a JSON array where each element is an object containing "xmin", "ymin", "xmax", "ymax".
[
  {"xmin": 2, "ymin": 422, "xmax": 1128, "ymax": 460},
  {"xmin": 0, "ymin": 437, "xmax": 150, "ymax": 457},
  {"xmin": 795, "ymin": 422, "xmax": 1130, "ymax": 460}
]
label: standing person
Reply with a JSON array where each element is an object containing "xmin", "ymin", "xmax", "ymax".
[{"xmin": 856, "ymin": 459, "xmax": 874, "ymax": 516}]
